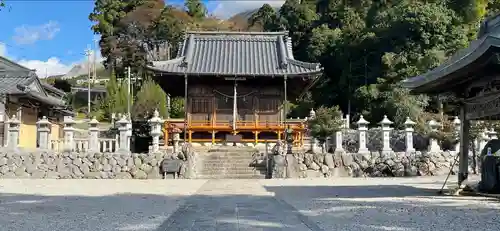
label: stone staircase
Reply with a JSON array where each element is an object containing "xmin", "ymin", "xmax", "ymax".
[{"xmin": 196, "ymin": 146, "xmax": 268, "ymax": 179}]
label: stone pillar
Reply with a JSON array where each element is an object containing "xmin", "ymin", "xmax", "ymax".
[
  {"xmin": 380, "ymin": 115, "xmax": 393, "ymax": 154},
  {"xmin": 117, "ymin": 115, "xmax": 130, "ymax": 153},
  {"xmin": 453, "ymin": 116, "xmax": 461, "ymax": 153},
  {"xmin": 148, "ymin": 109, "xmax": 164, "ymax": 153},
  {"xmin": 6, "ymin": 115, "xmax": 20, "ymax": 149},
  {"xmin": 356, "ymin": 115, "xmax": 369, "ymax": 154},
  {"xmin": 428, "ymin": 119, "xmax": 441, "ymax": 152},
  {"xmin": 63, "ymin": 116, "xmax": 76, "ymax": 152},
  {"xmin": 488, "ymin": 128, "xmax": 498, "ymax": 140},
  {"xmin": 404, "ymin": 117, "xmax": 416, "ymax": 153},
  {"xmin": 36, "ymin": 116, "xmax": 51, "ymax": 149},
  {"xmin": 88, "ymin": 117, "xmax": 100, "ymax": 153},
  {"xmin": 126, "ymin": 115, "xmax": 132, "ymax": 151},
  {"xmin": 334, "ymin": 125, "xmax": 344, "ymax": 153}
]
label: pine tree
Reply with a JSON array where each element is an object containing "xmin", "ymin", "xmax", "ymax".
[{"xmin": 132, "ymin": 78, "xmax": 167, "ymax": 120}]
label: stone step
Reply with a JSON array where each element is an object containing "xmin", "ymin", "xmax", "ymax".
[
  {"xmin": 196, "ymin": 174, "xmax": 266, "ymax": 179},
  {"xmin": 201, "ymin": 166, "xmax": 266, "ymax": 171}
]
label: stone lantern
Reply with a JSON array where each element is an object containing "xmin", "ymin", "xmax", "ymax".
[
  {"xmin": 452, "ymin": 116, "xmax": 461, "ymax": 152},
  {"xmin": 116, "ymin": 115, "xmax": 131, "ymax": 153},
  {"xmin": 88, "ymin": 117, "xmax": 100, "ymax": 153},
  {"xmin": 404, "ymin": 117, "xmax": 416, "ymax": 153},
  {"xmin": 308, "ymin": 108, "xmax": 319, "ymax": 153},
  {"xmin": 63, "ymin": 116, "xmax": 76, "ymax": 152},
  {"xmin": 356, "ymin": 115, "xmax": 369, "ymax": 154},
  {"xmin": 171, "ymin": 126, "xmax": 182, "ymax": 154},
  {"xmin": 6, "ymin": 115, "xmax": 20, "ymax": 149},
  {"xmin": 380, "ymin": 115, "xmax": 393, "ymax": 154},
  {"xmin": 487, "ymin": 128, "xmax": 498, "ymax": 140},
  {"xmin": 36, "ymin": 116, "xmax": 51, "ymax": 149},
  {"xmin": 428, "ymin": 119, "xmax": 441, "ymax": 152},
  {"xmin": 148, "ymin": 109, "xmax": 164, "ymax": 153}
]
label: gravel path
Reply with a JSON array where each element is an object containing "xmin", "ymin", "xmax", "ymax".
[{"xmin": 0, "ymin": 176, "xmax": 498, "ymax": 231}]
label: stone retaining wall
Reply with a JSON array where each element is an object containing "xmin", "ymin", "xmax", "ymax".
[
  {"xmin": 272, "ymin": 151, "xmax": 476, "ymax": 178},
  {"xmin": 0, "ymin": 149, "xmax": 174, "ymax": 179}
]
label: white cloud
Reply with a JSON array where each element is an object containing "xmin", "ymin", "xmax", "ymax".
[
  {"xmin": 12, "ymin": 21, "xmax": 61, "ymax": 45},
  {"xmin": 0, "ymin": 42, "xmax": 7, "ymax": 57},
  {"xmin": 17, "ymin": 57, "xmax": 76, "ymax": 78},
  {"xmin": 0, "ymin": 43, "xmax": 102, "ymax": 78},
  {"xmin": 208, "ymin": 1, "xmax": 285, "ymax": 19}
]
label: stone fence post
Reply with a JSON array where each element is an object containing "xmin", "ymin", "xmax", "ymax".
[
  {"xmin": 404, "ymin": 117, "xmax": 416, "ymax": 153},
  {"xmin": 380, "ymin": 115, "xmax": 393, "ymax": 154},
  {"xmin": 148, "ymin": 109, "xmax": 164, "ymax": 153},
  {"xmin": 452, "ymin": 116, "xmax": 461, "ymax": 153},
  {"xmin": 334, "ymin": 124, "xmax": 344, "ymax": 153},
  {"xmin": 357, "ymin": 115, "xmax": 369, "ymax": 154},
  {"xmin": 36, "ymin": 116, "xmax": 51, "ymax": 149},
  {"xmin": 428, "ymin": 119, "xmax": 441, "ymax": 152},
  {"xmin": 88, "ymin": 117, "xmax": 100, "ymax": 153},
  {"xmin": 117, "ymin": 115, "xmax": 130, "ymax": 153},
  {"xmin": 63, "ymin": 116, "xmax": 76, "ymax": 152},
  {"xmin": 6, "ymin": 115, "xmax": 20, "ymax": 149}
]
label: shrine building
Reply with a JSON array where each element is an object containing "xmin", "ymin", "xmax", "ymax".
[
  {"xmin": 403, "ymin": 14, "xmax": 500, "ymax": 186},
  {"xmin": 147, "ymin": 31, "xmax": 323, "ymax": 146}
]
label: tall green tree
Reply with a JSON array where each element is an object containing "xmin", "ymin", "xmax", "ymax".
[
  {"xmin": 132, "ymin": 78, "xmax": 168, "ymax": 120},
  {"xmin": 185, "ymin": 0, "xmax": 207, "ymax": 19},
  {"xmin": 248, "ymin": 4, "xmax": 283, "ymax": 31}
]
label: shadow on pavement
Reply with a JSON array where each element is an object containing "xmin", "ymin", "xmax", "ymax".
[{"xmin": 264, "ymin": 184, "xmax": 500, "ymax": 231}]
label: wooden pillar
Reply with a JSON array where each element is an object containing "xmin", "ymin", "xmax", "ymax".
[
  {"xmin": 212, "ymin": 97, "xmax": 216, "ymax": 128},
  {"xmin": 277, "ymin": 131, "xmax": 281, "ymax": 140},
  {"xmin": 163, "ymin": 122, "xmax": 169, "ymax": 148},
  {"xmin": 254, "ymin": 131, "xmax": 259, "ymax": 145},
  {"xmin": 298, "ymin": 131, "xmax": 303, "ymax": 147},
  {"xmin": 459, "ymin": 104, "xmax": 470, "ymax": 186},
  {"xmin": 211, "ymin": 131, "xmax": 215, "ymax": 145},
  {"xmin": 188, "ymin": 130, "xmax": 193, "ymax": 143}
]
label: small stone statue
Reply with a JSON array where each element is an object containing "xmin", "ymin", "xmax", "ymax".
[
  {"xmin": 284, "ymin": 125, "xmax": 294, "ymax": 154},
  {"xmin": 272, "ymin": 140, "xmax": 286, "ymax": 156}
]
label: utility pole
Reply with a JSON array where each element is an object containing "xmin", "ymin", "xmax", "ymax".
[
  {"xmin": 93, "ymin": 38, "xmax": 98, "ymax": 84},
  {"xmin": 127, "ymin": 66, "xmax": 131, "ymax": 119},
  {"xmin": 84, "ymin": 45, "xmax": 92, "ymax": 116}
]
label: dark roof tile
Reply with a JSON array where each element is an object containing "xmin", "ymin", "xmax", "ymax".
[{"xmin": 148, "ymin": 31, "xmax": 322, "ymax": 77}]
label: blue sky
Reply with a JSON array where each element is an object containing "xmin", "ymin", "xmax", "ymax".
[{"xmin": 0, "ymin": 0, "xmax": 283, "ymax": 77}]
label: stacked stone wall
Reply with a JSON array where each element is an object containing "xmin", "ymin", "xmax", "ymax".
[{"xmin": 0, "ymin": 149, "xmax": 173, "ymax": 179}]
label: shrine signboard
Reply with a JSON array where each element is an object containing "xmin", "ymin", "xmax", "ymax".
[{"xmin": 466, "ymin": 96, "xmax": 500, "ymax": 120}]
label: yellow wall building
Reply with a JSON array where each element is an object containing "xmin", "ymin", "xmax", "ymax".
[{"xmin": 1, "ymin": 56, "xmax": 72, "ymax": 149}]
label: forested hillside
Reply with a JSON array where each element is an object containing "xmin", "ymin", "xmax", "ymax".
[{"xmin": 88, "ymin": 0, "xmax": 500, "ymax": 128}]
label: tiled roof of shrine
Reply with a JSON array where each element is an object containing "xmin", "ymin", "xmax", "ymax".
[
  {"xmin": 147, "ymin": 31, "xmax": 322, "ymax": 77},
  {"xmin": 402, "ymin": 14, "xmax": 500, "ymax": 94}
]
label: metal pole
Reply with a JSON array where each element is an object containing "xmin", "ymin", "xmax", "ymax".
[
  {"xmin": 85, "ymin": 45, "xmax": 92, "ymax": 116},
  {"xmin": 284, "ymin": 75, "xmax": 287, "ymax": 125},
  {"xmin": 127, "ymin": 67, "xmax": 131, "ymax": 118},
  {"xmin": 232, "ymin": 80, "xmax": 237, "ymax": 133}
]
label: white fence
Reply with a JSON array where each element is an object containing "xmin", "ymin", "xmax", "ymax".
[{"xmin": 50, "ymin": 138, "xmax": 118, "ymax": 153}]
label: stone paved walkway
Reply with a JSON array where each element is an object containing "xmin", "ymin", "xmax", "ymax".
[
  {"xmin": 155, "ymin": 180, "xmax": 321, "ymax": 231},
  {"xmin": 0, "ymin": 176, "xmax": 499, "ymax": 231}
]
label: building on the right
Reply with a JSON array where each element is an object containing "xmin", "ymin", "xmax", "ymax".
[{"xmin": 402, "ymin": 14, "xmax": 500, "ymax": 187}]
